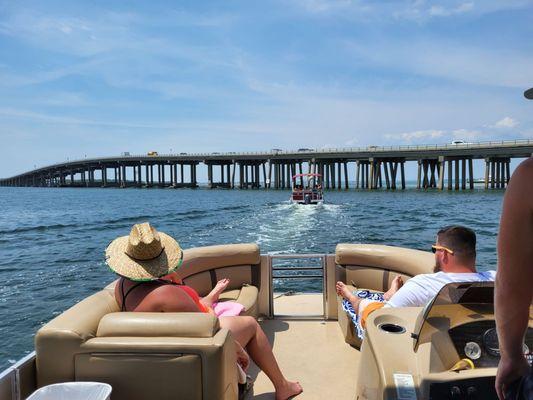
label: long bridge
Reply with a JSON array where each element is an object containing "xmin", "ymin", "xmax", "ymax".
[{"xmin": 1, "ymin": 139, "xmax": 532, "ymax": 190}]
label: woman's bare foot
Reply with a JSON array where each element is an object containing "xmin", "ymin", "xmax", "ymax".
[
  {"xmin": 275, "ymin": 380, "xmax": 303, "ymax": 400},
  {"xmin": 336, "ymin": 281, "xmax": 357, "ymax": 302},
  {"xmin": 212, "ymin": 278, "xmax": 230, "ymax": 296},
  {"xmin": 202, "ymin": 278, "xmax": 230, "ymax": 307},
  {"xmin": 383, "ymin": 276, "xmax": 404, "ymax": 301}
]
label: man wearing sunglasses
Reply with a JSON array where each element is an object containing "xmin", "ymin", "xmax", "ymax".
[
  {"xmin": 336, "ymin": 225, "xmax": 496, "ymax": 334},
  {"xmin": 385, "ymin": 225, "xmax": 496, "ymax": 308}
]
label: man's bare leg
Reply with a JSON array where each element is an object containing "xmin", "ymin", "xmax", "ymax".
[
  {"xmin": 336, "ymin": 276, "xmax": 404, "ymax": 314},
  {"xmin": 336, "ymin": 281, "xmax": 364, "ymax": 314}
]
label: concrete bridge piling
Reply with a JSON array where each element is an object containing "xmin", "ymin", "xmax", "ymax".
[{"xmin": 1, "ymin": 140, "xmax": 531, "ymax": 191}]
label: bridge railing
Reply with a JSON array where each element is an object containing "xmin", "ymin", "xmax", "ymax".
[
  {"xmin": 5, "ymin": 138, "xmax": 533, "ymax": 179},
  {"xmin": 46, "ymin": 138, "xmax": 533, "ymax": 161},
  {"xmin": 116, "ymin": 138, "xmax": 533, "ymax": 158}
]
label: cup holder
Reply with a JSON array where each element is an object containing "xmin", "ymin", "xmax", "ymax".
[{"xmin": 378, "ymin": 323, "xmax": 406, "ymax": 334}]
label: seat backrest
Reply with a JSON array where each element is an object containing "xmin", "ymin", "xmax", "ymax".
[
  {"xmin": 335, "ymin": 244, "xmax": 434, "ymax": 292},
  {"xmin": 35, "ymin": 289, "xmax": 119, "ymax": 386},
  {"xmin": 180, "ymin": 243, "xmax": 261, "ymax": 296},
  {"xmin": 35, "ymin": 292, "xmax": 238, "ymax": 400}
]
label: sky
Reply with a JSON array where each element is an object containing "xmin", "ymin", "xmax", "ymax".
[{"xmin": 0, "ymin": 0, "xmax": 532, "ymax": 177}]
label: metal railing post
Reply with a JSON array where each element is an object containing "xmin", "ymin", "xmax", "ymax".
[{"xmin": 268, "ymin": 254, "xmax": 273, "ymax": 318}]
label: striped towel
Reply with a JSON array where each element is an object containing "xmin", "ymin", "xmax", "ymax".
[{"xmin": 341, "ymin": 290, "xmax": 385, "ymax": 340}]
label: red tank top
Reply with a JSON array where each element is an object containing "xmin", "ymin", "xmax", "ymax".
[{"xmin": 178, "ymin": 285, "xmax": 209, "ymax": 313}]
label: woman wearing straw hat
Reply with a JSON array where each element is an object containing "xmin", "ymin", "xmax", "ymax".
[{"xmin": 106, "ymin": 222, "xmax": 302, "ymax": 400}]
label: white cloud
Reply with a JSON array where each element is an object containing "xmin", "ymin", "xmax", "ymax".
[
  {"xmin": 394, "ymin": 0, "xmax": 529, "ymax": 21},
  {"xmin": 384, "ymin": 127, "xmax": 492, "ymax": 144},
  {"xmin": 428, "ymin": 2, "xmax": 474, "ymax": 17},
  {"xmin": 289, "ymin": 0, "xmax": 531, "ymax": 20},
  {"xmin": 385, "ymin": 129, "xmax": 445, "ymax": 141},
  {"xmin": 451, "ymin": 128, "xmax": 484, "ymax": 141},
  {"xmin": 493, "ymin": 116, "xmax": 519, "ymax": 128},
  {"xmin": 291, "ymin": 0, "xmax": 354, "ymax": 14},
  {"xmin": 345, "ymin": 138, "xmax": 359, "ymax": 146},
  {"xmin": 345, "ymin": 38, "xmax": 533, "ymax": 89}
]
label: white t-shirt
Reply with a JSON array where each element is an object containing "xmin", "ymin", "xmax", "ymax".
[{"xmin": 386, "ymin": 270, "xmax": 497, "ymax": 308}]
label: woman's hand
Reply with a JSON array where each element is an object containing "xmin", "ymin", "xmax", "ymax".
[{"xmin": 235, "ymin": 341, "xmax": 250, "ymax": 371}]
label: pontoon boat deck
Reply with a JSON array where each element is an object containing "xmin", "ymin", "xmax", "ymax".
[{"xmin": 1, "ymin": 244, "xmax": 531, "ymax": 399}]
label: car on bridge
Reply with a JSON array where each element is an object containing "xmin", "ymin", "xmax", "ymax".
[{"xmin": 147, "ymin": 151, "xmax": 158, "ymax": 156}]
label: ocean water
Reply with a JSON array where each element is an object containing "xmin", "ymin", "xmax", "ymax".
[{"xmin": 0, "ymin": 186, "xmax": 505, "ymax": 370}]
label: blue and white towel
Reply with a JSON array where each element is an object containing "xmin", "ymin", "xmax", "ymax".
[{"xmin": 341, "ymin": 290, "xmax": 385, "ymax": 340}]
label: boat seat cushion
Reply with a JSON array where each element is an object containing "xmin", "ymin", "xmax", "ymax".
[
  {"xmin": 217, "ymin": 285, "xmax": 259, "ymax": 316},
  {"xmin": 97, "ymin": 312, "xmax": 220, "ymax": 338},
  {"xmin": 36, "ymin": 289, "xmax": 238, "ymax": 400},
  {"xmin": 336, "ymin": 244, "xmax": 434, "ymax": 278},
  {"xmin": 180, "ymin": 243, "xmax": 261, "ymax": 318}
]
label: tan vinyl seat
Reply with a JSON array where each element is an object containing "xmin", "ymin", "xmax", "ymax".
[
  {"xmin": 335, "ymin": 243, "xmax": 434, "ymax": 347},
  {"xmin": 34, "ymin": 243, "xmax": 263, "ymax": 400},
  {"xmin": 181, "ymin": 243, "xmax": 261, "ymax": 318},
  {"xmin": 35, "ymin": 289, "xmax": 238, "ymax": 400}
]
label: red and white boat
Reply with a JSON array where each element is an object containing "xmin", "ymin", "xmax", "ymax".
[{"xmin": 290, "ymin": 173, "xmax": 324, "ymax": 205}]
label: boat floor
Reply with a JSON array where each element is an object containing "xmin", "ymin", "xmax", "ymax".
[{"xmin": 245, "ymin": 294, "xmax": 360, "ymax": 400}]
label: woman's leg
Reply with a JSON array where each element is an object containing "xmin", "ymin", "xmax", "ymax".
[{"xmin": 219, "ymin": 316, "xmax": 302, "ymax": 400}]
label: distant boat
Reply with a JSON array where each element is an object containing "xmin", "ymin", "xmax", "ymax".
[
  {"xmin": 468, "ymin": 176, "xmax": 491, "ymax": 184},
  {"xmin": 290, "ymin": 173, "xmax": 324, "ymax": 205}
]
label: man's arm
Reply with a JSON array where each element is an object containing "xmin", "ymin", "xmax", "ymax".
[
  {"xmin": 387, "ymin": 278, "xmax": 429, "ymax": 308},
  {"xmin": 495, "ymin": 158, "xmax": 533, "ymax": 399}
]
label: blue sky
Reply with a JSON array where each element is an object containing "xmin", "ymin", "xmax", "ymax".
[{"xmin": 0, "ymin": 0, "xmax": 532, "ymax": 176}]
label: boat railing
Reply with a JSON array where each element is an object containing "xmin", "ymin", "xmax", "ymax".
[
  {"xmin": 0, "ymin": 351, "xmax": 35, "ymax": 400},
  {"xmin": 267, "ymin": 253, "xmax": 327, "ymax": 319}
]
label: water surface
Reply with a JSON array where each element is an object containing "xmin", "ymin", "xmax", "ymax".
[{"xmin": 0, "ymin": 186, "xmax": 504, "ymax": 370}]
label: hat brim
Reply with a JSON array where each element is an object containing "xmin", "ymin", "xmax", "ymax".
[{"xmin": 105, "ymin": 232, "xmax": 183, "ymax": 281}]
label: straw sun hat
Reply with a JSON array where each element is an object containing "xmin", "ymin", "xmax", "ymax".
[{"xmin": 105, "ymin": 222, "xmax": 183, "ymax": 281}]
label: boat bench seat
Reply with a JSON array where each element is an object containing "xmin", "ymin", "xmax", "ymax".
[
  {"xmin": 35, "ymin": 289, "xmax": 238, "ymax": 399},
  {"xmin": 335, "ymin": 243, "xmax": 434, "ymax": 348},
  {"xmin": 180, "ymin": 243, "xmax": 261, "ymax": 318},
  {"xmin": 34, "ymin": 243, "xmax": 263, "ymax": 400}
]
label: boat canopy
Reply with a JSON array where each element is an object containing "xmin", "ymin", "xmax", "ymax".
[{"xmin": 292, "ymin": 173, "xmax": 322, "ymax": 180}]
